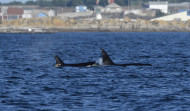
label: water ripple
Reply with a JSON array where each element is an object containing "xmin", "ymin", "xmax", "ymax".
[{"xmin": 0, "ymin": 32, "xmax": 190, "ymax": 110}]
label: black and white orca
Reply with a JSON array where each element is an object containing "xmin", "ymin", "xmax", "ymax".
[
  {"xmin": 54, "ymin": 49, "xmax": 151, "ymax": 67},
  {"xmin": 54, "ymin": 55, "xmax": 96, "ymax": 67},
  {"xmin": 100, "ymin": 48, "xmax": 152, "ymax": 66}
]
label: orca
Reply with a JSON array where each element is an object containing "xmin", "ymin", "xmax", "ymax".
[
  {"xmin": 100, "ymin": 49, "xmax": 152, "ymax": 66},
  {"xmin": 54, "ymin": 55, "xmax": 96, "ymax": 67}
]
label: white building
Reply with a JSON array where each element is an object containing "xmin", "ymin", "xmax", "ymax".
[
  {"xmin": 105, "ymin": 3, "xmax": 122, "ymax": 13},
  {"xmin": 0, "ymin": 7, "xmax": 8, "ymax": 20},
  {"xmin": 149, "ymin": 1, "xmax": 168, "ymax": 14},
  {"xmin": 151, "ymin": 10, "xmax": 190, "ymax": 21},
  {"xmin": 48, "ymin": 9, "xmax": 55, "ymax": 17},
  {"xmin": 22, "ymin": 10, "xmax": 33, "ymax": 18}
]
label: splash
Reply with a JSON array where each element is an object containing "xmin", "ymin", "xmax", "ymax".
[{"xmin": 98, "ymin": 58, "xmax": 103, "ymax": 65}]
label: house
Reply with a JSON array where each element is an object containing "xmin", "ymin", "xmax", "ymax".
[
  {"xmin": 149, "ymin": 1, "xmax": 168, "ymax": 14},
  {"xmin": 151, "ymin": 10, "xmax": 190, "ymax": 21},
  {"xmin": 0, "ymin": 7, "xmax": 23, "ymax": 21},
  {"xmin": 48, "ymin": 9, "xmax": 55, "ymax": 17},
  {"xmin": 168, "ymin": 2, "xmax": 190, "ymax": 14},
  {"xmin": 57, "ymin": 5, "xmax": 92, "ymax": 19},
  {"xmin": 22, "ymin": 10, "xmax": 33, "ymax": 18},
  {"xmin": 75, "ymin": 6, "xmax": 87, "ymax": 12},
  {"xmin": 108, "ymin": 0, "xmax": 115, "ymax": 4},
  {"xmin": 94, "ymin": 5, "xmax": 104, "ymax": 13},
  {"xmin": 7, "ymin": 7, "xmax": 23, "ymax": 20},
  {"xmin": 0, "ymin": 7, "xmax": 8, "ymax": 21},
  {"xmin": 104, "ymin": 3, "xmax": 122, "ymax": 13}
]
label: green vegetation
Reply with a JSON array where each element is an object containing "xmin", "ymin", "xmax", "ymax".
[
  {"xmin": 25, "ymin": 1, "xmax": 38, "ymax": 5},
  {"xmin": 2, "ymin": 1, "xmax": 23, "ymax": 5},
  {"xmin": 0, "ymin": 0, "xmax": 189, "ymax": 7}
]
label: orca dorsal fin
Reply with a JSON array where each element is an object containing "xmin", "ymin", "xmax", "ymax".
[
  {"xmin": 54, "ymin": 55, "xmax": 65, "ymax": 67},
  {"xmin": 100, "ymin": 48, "xmax": 115, "ymax": 65}
]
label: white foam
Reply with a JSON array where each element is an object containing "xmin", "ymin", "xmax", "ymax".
[{"xmin": 98, "ymin": 58, "xmax": 103, "ymax": 65}]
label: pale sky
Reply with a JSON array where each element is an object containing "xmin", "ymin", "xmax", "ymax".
[{"xmin": 0, "ymin": 0, "xmax": 36, "ymax": 3}]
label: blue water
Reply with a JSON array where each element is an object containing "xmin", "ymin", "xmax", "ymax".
[{"xmin": 0, "ymin": 32, "xmax": 190, "ymax": 111}]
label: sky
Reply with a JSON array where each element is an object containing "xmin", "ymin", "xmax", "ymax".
[{"xmin": 0, "ymin": 0, "xmax": 36, "ymax": 3}]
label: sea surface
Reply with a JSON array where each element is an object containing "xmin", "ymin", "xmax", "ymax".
[{"xmin": 0, "ymin": 32, "xmax": 190, "ymax": 111}]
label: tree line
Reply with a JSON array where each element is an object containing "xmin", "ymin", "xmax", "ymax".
[{"xmin": 0, "ymin": 0, "xmax": 189, "ymax": 8}]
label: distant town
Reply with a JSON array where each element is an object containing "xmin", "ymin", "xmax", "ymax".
[{"xmin": 0, "ymin": 0, "xmax": 190, "ymax": 32}]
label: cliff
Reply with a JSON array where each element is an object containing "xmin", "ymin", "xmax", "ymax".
[{"xmin": 0, "ymin": 17, "xmax": 190, "ymax": 33}]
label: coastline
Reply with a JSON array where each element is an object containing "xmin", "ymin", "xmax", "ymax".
[
  {"xmin": 0, "ymin": 27, "xmax": 189, "ymax": 33},
  {"xmin": 0, "ymin": 18, "xmax": 190, "ymax": 33},
  {"xmin": 0, "ymin": 28, "xmax": 190, "ymax": 34}
]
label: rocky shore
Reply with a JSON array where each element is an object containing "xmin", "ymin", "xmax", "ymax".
[{"xmin": 0, "ymin": 17, "xmax": 190, "ymax": 33}]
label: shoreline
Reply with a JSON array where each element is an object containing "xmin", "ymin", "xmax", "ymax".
[
  {"xmin": 0, "ymin": 27, "xmax": 189, "ymax": 33},
  {"xmin": 0, "ymin": 17, "xmax": 190, "ymax": 33}
]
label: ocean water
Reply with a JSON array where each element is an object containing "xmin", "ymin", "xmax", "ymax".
[{"xmin": 0, "ymin": 32, "xmax": 190, "ymax": 111}]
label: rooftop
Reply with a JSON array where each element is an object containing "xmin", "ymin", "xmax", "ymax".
[
  {"xmin": 169, "ymin": 2, "xmax": 190, "ymax": 7},
  {"xmin": 7, "ymin": 7, "xmax": 23, "ymax": 15},
  {"xmin": 149, "ymin": 1, "xmax": 168, "ymax": 5},
  {"xmin": 105, "ymin": 3, "xmax": 121, "ymax": 8}
]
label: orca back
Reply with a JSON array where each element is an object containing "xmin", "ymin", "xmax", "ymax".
[
  {"xmin": 100, "ymin": 49, "xmax": 152, "ymax": 67},
  {"xmin": 117, "ymin": 63, "xmax": 152, "ymax": 67},
  {"xmin": 54, "ymin": 55, "xmax": 96, "ymax": 67},
  {"xmin": 68, "ymin": 61, "xmax": 96, "ymax": 67}
]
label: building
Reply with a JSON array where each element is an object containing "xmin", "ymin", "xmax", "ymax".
[
  {"xmin": 0, "ymin": 7, "xmax": 23, "ymax": 21},
  {"xmin": 108, "ymin": 0, "xmax": 115, "ymax": 4},
  {"xmin": 151, "ymin": 10, "xmax": 190, "ymax": 21},
  {"xmin": 7, "ymin": 7, "xmax": 23, "ymax": 20},
  {"xmin": 104, "ymin": 3, "xmax": 122, "ymax": 13},
  {"xmin": 94, "ymin": 5, "xmax": 104, "ymax": 13},
  {"xmin": 149, "ymin": 1, "xmax": 168, "ymax": 14},
  {"xmin": 22, "ymin": 10, "xmax": 33, "ymax": 18},
  {"xmin": 75, "ymin": 6, "xmax": 87, "ymax": 12},
  {"xmin": 168, "ymin": 2, "xmax": 190, "ymax": 14},
  {"xmin": 48, "ymin": 9, "xmax": 55, "ymax": 17},
  {"xmin": 0, "ymin": 7, "xmax": 8, "ymax": 21}
]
